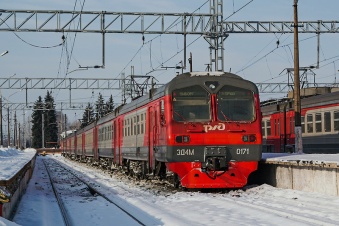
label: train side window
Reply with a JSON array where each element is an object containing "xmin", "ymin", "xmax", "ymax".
[
  {"xmin": 334, "ymin": 111, "xmax": 339, "ymax": 131},
  {"xmin": 144, "ymin": 113, "xmax": 147, "ymax": 132},
  {"xmin": 301, "ymin": 116, "xmax": 305, "ymax": 133},
  {"xmin": 315, "ymin": 113, "xmax": 322, "ymax": 133},
  {"xmin": 127, "ymin": 118, "xmax": 130, "ymax": 136},
  {"xmin": 261, "ymin": 121, "xmax": 266, "ymax": 137},
  {"xmin": 307, "ymin": 114, "xmax": 313, "ymax": 133},
  {"xmin": 134, "ymin": 116, "xmax": 137, "ymax": 136},
  {"xmin": 137, "ymin": 115, "xmax": 140, "ymax": 135},
  {"xmin": 266, "ymin": 120, "xmax": 271, "ymax": 136},
  {"xmin": 324, "ymin": 112, "xmax": 331, "ymax": 132}
]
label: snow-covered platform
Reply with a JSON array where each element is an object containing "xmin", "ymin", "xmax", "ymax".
[
  {"xmin": 256, "ymin": 153, "xmax": 339, "ymax": 196},
  {"xmin": 0, "ymin": 148, "xmax": 36, "ymax": 219}
]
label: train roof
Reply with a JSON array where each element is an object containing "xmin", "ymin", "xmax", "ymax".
[
  {"xmin": 166, "ymin": 71, "xmax": 257, "ymax": 93},
  {"xmin": 116, "ymin": 71, "xmax": 258, "ymax": 115},
  {"xmin": 66, "ymin": 71, "xmax": 259, "ymax": 137},
  {"xmin": 261, "ymin": 88, "xmax": 339, "ymax": 115}
]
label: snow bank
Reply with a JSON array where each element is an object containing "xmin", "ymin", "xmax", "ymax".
[
  {"xmin": 262, "ymin": 153, "xmax": 339, "ymax": 166},
  {"xmin": 0, "ymin": 148, "xmax": 36, "ymax": 181}
]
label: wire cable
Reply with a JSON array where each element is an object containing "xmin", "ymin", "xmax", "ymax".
[{"xmin": 0, "ymin": 17, "xmax": 64, "ymax": 48}]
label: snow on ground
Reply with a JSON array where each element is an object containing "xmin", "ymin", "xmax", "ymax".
[
  {"xmin": 2, "ymin": 148, "xmax": 339, "ymax": 225},
  {"xmin": 263, "ymin": 152, "xmax": 339, "ymax": 165}
]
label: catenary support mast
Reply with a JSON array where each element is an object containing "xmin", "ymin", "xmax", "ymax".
[{"xmin": 293, "ymin": 0, "xmax": 303, "ymax": 154}]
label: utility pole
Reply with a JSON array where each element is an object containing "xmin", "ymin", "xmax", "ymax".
[
  {"xmin": 0, "ymin": 95, "xmax": 3, "ymax": 147},
  {"xmin": 42, "ymin": 110, "xmax": 44, "ymax": 149},
  {"xmin": 7, "ymin": 108, "xmax": 10, "ymax": 147},
  {"xmin": 18, "ymin": 123, "xmax": 21, "ymax": 149},
  {"xmin": 293, "ymin": 0, "xmax": 303, "ymax": 154},
  {"xmin": 64, "ymin": 114, "xmax": 67, "ymax": 139},
  {"xmin": 14, "ymin": 111, "xmax": 17, "ymax": 148},
  {"xmin": 23, "ymin": 108, "xmax": 26, "ymax": 148}
]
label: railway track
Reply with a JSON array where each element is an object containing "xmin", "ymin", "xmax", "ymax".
[
  {"xmin": 52, "ymin": 155, "xmax": 339, "ymax": 225},
  {"xmin": 42, "ymin": 158, "xmax": 146, "ymax": 226}
]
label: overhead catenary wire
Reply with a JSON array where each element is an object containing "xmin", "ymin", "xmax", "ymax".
[
  {"xmin": 0, "ymin": 18, "xmax": 64, "ymax": 49},
  {"xmin": 54, "ymin": 0, "xmax": 87, "ymax": 101}
]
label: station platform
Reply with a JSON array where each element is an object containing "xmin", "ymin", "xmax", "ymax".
[
  {"xmin": 255, "ymin": 153, "xmax": 339, "ymax": 196},
  {"xmin": 0, "ymin": 148, "xmax": 36, "ymax": 219}
]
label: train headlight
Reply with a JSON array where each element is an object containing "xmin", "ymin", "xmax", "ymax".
[
  {"xmin": 175, "ymin": 135, "xmax": 190, "ymax": 143},
  {"xmin": 242, "ymin": 135, "xmax": 256, "ymax": 142},
  {"xmin": 183, "ymin": 136, "xmax": 190, "ymax": 143},
  {"xmin": 249, "ymin": 135, "xmax": 256, "ymax": 142}
]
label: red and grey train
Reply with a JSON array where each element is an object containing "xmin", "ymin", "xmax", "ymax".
[
  {"xmin": 261, "ymin": 87, "xmax": 339, "ymax": 153},
  {"xmin": 61, "ymin": 72, "xmax": 262, "ymax": 189}
]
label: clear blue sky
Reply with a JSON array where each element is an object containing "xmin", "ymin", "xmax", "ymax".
[{"xmin": 1, "ymin": 0, "xmax": 339, "ymax": 125}]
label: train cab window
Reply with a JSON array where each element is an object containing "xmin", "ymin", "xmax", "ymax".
[
  {"xmin": 315, "ymin": 113, "xmax": 322, "ymax": 133},
  {"xmin": 324, "ymin": 112, "xmax": 331, "ymax": 132},
  {"xmin": 172, "ymin": 85, "xmax": 211, "ymax": 122},
  {"xmin": 307, "ymin": 114, "xmax": 313, "ymax": 133},
  {"xmin": 217, "ymin": 85, "xmax": 255, "ymax": 122},
  {"xmin": 334, "ymin": 111, "xmax": 339, "ymax": 131}
]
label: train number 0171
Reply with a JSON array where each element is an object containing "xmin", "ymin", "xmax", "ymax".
[{"xmin": 236, "ymin": 148, "xmax": 249, "ymax": 155}]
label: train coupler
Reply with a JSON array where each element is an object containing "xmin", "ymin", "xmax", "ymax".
[{"xmin": 202, "ymin": 146, "xmax": 228, "ymax": 171}]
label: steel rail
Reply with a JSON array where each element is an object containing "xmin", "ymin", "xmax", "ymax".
[{"xmin": 42, "ymin": 159, "xmax": 73, "ymax": 226}]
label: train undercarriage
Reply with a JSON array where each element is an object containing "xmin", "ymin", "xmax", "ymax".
[{"xmin": 62, "ymin": 152, "xmax": 255, "ymax": 190}]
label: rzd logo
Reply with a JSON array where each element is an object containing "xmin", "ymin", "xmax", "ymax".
[{"xmin": 203, "ymin": 123, "xmax": 225, "ymax": 132}]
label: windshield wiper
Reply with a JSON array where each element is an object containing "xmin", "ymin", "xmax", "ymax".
[
  {"xmin": 220, "ymin": 110, "xmax": 241, "ymax": 126},
  {"xmin": 174, "ymin": 111, "xmax": 187, "ymax": 121},
  {"xmin": 220, "ymin": 110, "xmax": 232, "ymax": 122}
]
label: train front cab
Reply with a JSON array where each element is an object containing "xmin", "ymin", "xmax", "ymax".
[{"xmin": 160, "ymin": 73, "xmax": 262, "ymax": 189}]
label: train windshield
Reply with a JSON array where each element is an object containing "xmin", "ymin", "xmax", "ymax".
[
  {"xmin": 172, "ymin": 85, "xmax": 211, "ymax": 122},
  {"xmin": 217, "ymin": 85, "xmax": 255, "ymax": 122}
]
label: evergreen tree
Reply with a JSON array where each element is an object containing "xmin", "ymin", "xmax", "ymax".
[
  {"xmin": 95, "ymin": 93, "xmax": 105, "ymax": 119},
  {"xmin": 31, "ymin": 96, "xmax": 43, "ymax": 148},
  {"xmin": 44, "ymin": 91, "xmax": 58, "ymax": 148},
  {"xmin": 80, "ymin": 103, "xmax": 94, "ymax": 128},
  {"xmin": 105, "ymin": 94, "xmax": 115, "ymax": 114}
]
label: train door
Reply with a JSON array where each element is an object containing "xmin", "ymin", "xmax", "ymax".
[
  {"xmin": 111, "ymin": 122, "xmax": 114, "ymax": 159},
  {"xmin": 113, "ymin": 119, "xmax": 122, "ymax": 165},
  {"xmin": 74, "ymin": 134, "xmax": 77, "ymax": 157},
  {"xmin": 148, "ymin": 106, "xmax": 158, "ymax": 169},
  {"xmin": 94, "ymin": 127, "xmax": 98, "ymax": 161},
  {"xmin": 113, "ymin": 121, "xmax": 118, "ymax": 165},
  {"xmin": 118, "ymin": 118, "xmax": 122, "ymax": 165},
  {"xmin": 82, "ymin": 133, "xmax": 85, "ymax": 157},
  {"xmin": 278, "ymin": 114, "xmax": 283, "ymax": 151},
  {"xmin": 280, "ymin": 110, "xmax": 288, "ymax": 152}
]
